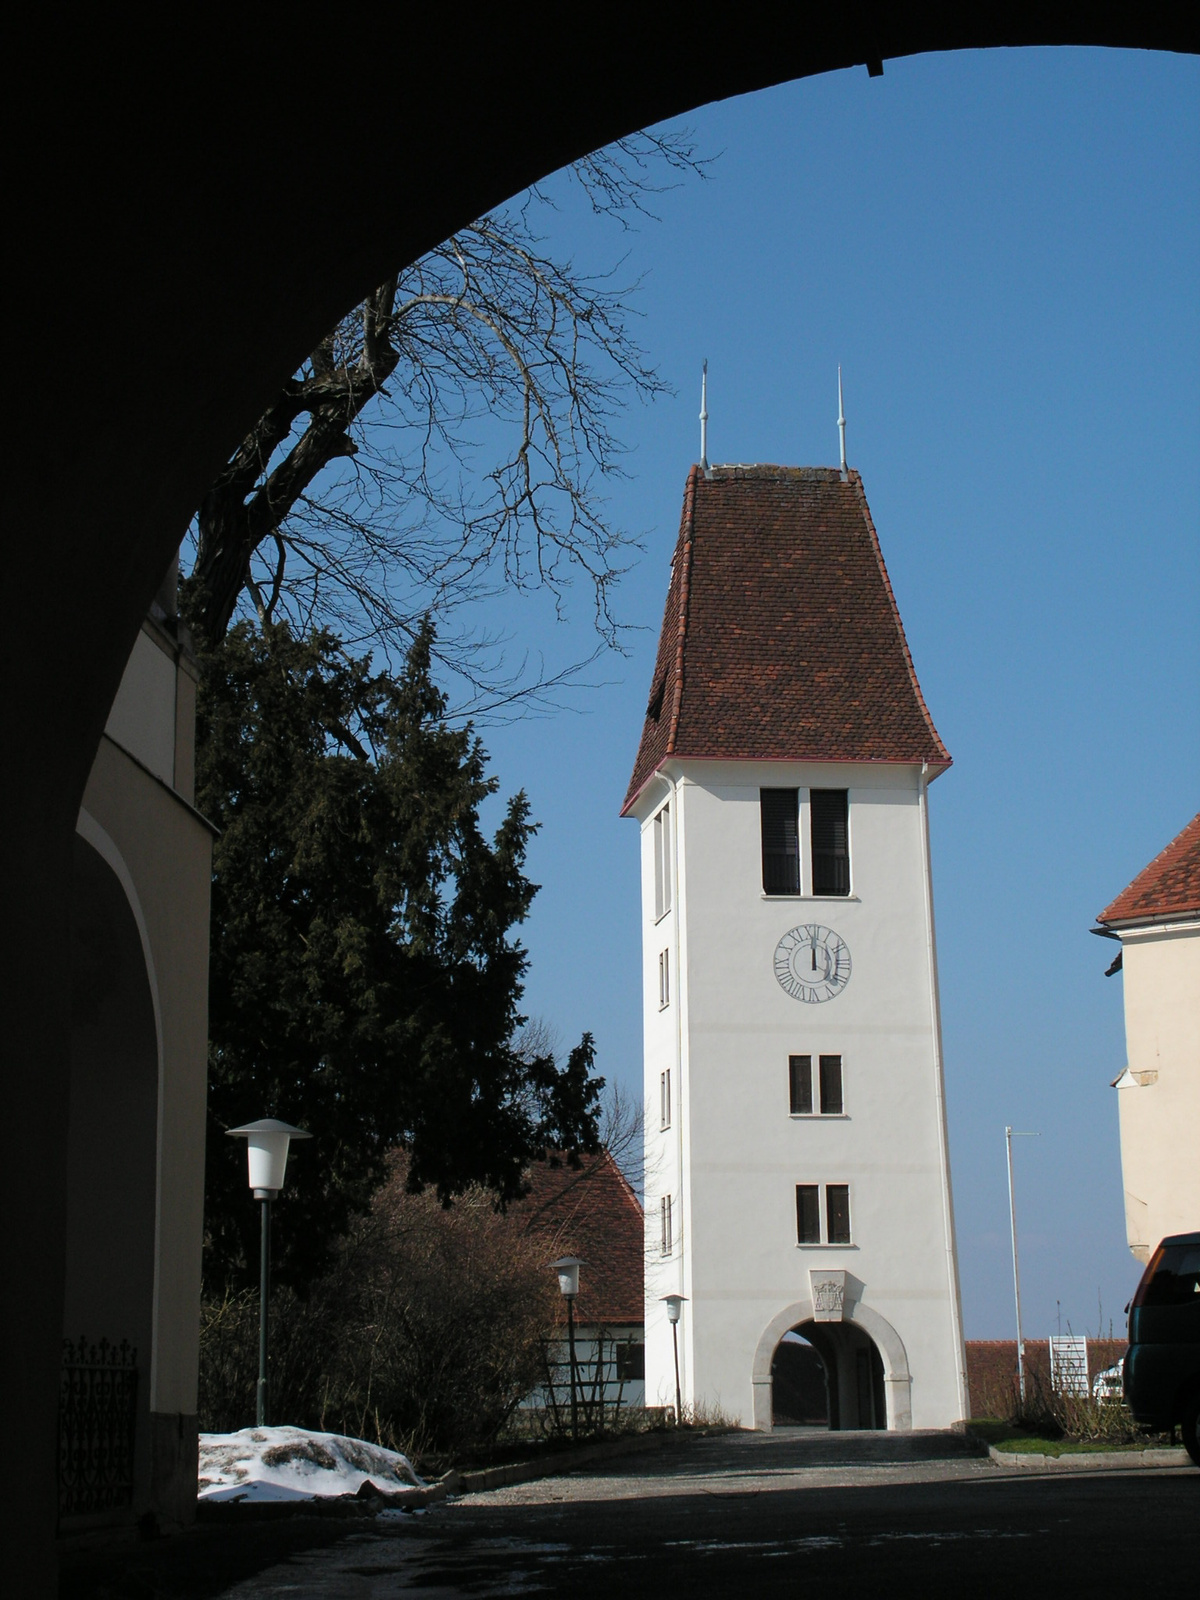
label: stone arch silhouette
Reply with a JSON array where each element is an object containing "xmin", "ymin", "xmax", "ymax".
[
  {"xmin": 8, "ymin": 14, "xmax": 1198, "ymax": 1574},
  {"xmin": 751, "ymin": 1297, "xmax": 913, "ymax": 1432},
  {"xmin": 66, "ymin": 834, "xmax": 160, "ymax": 1511}
]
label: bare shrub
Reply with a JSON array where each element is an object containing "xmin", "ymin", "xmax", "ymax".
[
  {"xmin": 1006, "ymin": 1372, "xmax": 1149, "ymax": 1446},
  {"xmin": 199, "ymin": 1157, "xmax": 558, "ymax": 1457}
]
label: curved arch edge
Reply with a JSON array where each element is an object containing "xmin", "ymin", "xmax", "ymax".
[{"xmin": 750, "ymin": 1297, "xmax": 913, "ymax": 1432}]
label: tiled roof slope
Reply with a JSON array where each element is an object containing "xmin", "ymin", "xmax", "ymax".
[
  {"xmin": 622, "ymin": 465, "xmax": 949, "ymax": 814},
  {"xmin": 516, "ymin": 1148, "xmax": 644, "ymax": 1326},
  {"xmin": 1098, "ymin": 811, "xmax": 1200, "ymax": 926}
]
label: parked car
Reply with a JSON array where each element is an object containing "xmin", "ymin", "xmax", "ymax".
[
  {"xmin": 1124, "ymin": 1230, "xmax": 1200, "ymax": 1466},
  {"xmin": 1091, "ymin": 1358, "xmax": 1124, "ymax": 1403}
]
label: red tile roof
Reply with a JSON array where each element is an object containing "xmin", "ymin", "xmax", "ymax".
[
  {"xmin": 622, "ymin": 466, "xmax": 950, "ymax": 814},
  {"xmin": 1098, "ymin": 811, "xmax": 1200, "ymax": 927},
  {"xmin": 515, "ymin": 1149, "xmax": 644, "ymax": 1327}
]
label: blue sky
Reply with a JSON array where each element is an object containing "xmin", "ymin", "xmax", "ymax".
[{"xmin": 429, "ymin": 48, "xmax": 1199, "ymax": 1338}]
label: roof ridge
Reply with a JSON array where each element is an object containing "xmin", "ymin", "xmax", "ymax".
[
  {"xmin": 849, "ymin": 470, "xmax": 951, "ymax": 768},
  {"xmin": 665, "ymin": 464, "xmax": 698, "ymax": 758},
  {"xmin": 1098, "ymin": 810, "xmax": 1200, "ymax": 925},
  {"xmin": 605, "ymin": 1152, "xmax": 646, "ymax": 1216}
]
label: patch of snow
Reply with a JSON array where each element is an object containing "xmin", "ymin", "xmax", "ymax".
[{"xmin": 198, "ymin": 1425, "xmax": 424, "ymax": 1502}]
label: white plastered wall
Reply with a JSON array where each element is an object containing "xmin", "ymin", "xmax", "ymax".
[
  {"xmin": 1114, "ymin": 922, "xmax": 1200, "ymax": 1261},
  {"xmin": 638, "ymin": 760, "xmax": 967, "ymax": 1430}
]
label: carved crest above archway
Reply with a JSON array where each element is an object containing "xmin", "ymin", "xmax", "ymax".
[{"xmin": 809, "ymin": 1269, "xmax": 848, "ymax": 1322}]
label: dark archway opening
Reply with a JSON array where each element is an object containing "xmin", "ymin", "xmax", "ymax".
[
  {"xmin": 63, "ymin": 837, "xmax": 158, "ymax": 1527},
  {"xmin": 771, "ymin": 1321, "xmax": 886, "ymax": 1430}
]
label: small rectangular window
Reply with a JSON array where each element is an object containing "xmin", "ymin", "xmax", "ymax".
[
  {"xmin": 658, "ymin": 949, "xmax": 670, "ymax": 1009},
  {"xmin": 660, "ymin": 1069, "xmax": 672, "ymax": 1130},
  {"xmin": 615, "ymin": 1341, "xmax": 645, "ymax": 1381},
  {"xmin": 796, "ymin": 1184, "xmax": 821, "ymax": 1245},
  {"xmin": 811, "ymin": 789, "xmax": 850, "ymax": 896},
  {"xmin": 789, "ymin": 1055, "xmax": 813, "ymax": 1115},
  {"xmin": 653, "ymin": 804, "xmax": 672, "ymax": 919},
  {"xmin": 819, "ymin": 1055, "xmax": 844, "ymax": 1115},
  {"xmin": 826, "ymin": 1184, "xmax": 852, "ymax": 1245},
  {"xmin": 660, "ymin": 1194, "xmax": 673, "ymax": 1255},
  {"xmin": 761, "ymin": 788, "xmax": 800, "ymax": 894}
]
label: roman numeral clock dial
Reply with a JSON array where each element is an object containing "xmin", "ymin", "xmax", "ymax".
[{"xmin": 773, "ymin": 923, "xmax": 851, "ymax": 1004}]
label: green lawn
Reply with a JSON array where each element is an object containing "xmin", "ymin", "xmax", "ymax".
[{"xmin": 968, "ymin": 1419, "xmax": 1171, "ymax": 1455}]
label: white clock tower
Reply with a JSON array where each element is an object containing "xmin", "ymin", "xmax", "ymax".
[{"xmin": 623, "ymin": 463, "xmax": 967, "ymax": 1431}]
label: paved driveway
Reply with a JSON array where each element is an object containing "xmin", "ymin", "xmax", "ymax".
[{"xmin": 213, "ymin": 1431, "xmax": 1196, "ymax": 1599}]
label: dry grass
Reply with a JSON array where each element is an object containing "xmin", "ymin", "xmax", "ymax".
[{"xmin": 972, "ymin": 1369, "xmax": 1161, "ymax": 1448}]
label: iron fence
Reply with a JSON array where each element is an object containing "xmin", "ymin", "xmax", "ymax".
[{"xmin": 58, "ymin": 1335, "xmax": 138, "ymax": 1520}]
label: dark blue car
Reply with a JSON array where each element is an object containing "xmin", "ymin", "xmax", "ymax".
[{"xmin": 1124, "ymin": 1231, "xmax": 1200, "ymax": 1466}]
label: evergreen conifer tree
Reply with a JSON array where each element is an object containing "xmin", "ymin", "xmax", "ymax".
[{"xmin": 197, "ymin": 618, "xmax": 601, "ymax": 1288}]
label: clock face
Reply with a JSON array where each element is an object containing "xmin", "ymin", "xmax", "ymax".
[{"xmin": 774, "ymin": 924, "xmax": 852, "ymax": 1004}]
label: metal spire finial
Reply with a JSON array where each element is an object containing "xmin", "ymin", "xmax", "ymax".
[
  {"xmin": 700, "ymin": 360, "xmax": 709, "ymax": 475},
  {"xmin": 837, "ymin": 365, "xmax": 847, "ymax": 475}
]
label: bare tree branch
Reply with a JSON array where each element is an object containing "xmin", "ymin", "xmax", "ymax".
[{"xmin": 181, "ymin": 129, "xmax": 709, "ymax": 711}]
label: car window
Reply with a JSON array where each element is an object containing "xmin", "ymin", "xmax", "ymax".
[{"xmin": 1142, "ymin": 1245, "xmax": 1200, "ymax": 1307}]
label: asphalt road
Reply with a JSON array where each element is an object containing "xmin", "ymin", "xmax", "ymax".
[{"xmin": 205, "ymin": 1431, "xmax": 1197, "ymax": 1600}]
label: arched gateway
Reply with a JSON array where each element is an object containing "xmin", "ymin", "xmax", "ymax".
[
  {"xmin": 752, "ymin": 1298, "xmax": 912, "ymax": 1432},
  {"xmin": 628, "ymin": 464, "xmax": 968, "ymax": 1431}
]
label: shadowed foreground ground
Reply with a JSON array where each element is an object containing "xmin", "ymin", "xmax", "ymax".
[{"xmin": 64, "ymin": 1431, "xmax": 1197, "ymax": 1598}]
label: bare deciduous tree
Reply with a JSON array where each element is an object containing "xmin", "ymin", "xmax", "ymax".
[
  {"xmin": 515, "ymin": 1022, "xmax": 643, "ymax": 1193},
  {"xmin": 183, "ymin": 133, "xmax": 706, "ymax": 713}
]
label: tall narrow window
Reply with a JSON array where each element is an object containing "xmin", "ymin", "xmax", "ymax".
[
  {"xmin": 761, "ymin": 788, "xmax": 800, "ymax": 894},
  {"xmin": 810, "ymin": 789, "xmax": 850, "ymax": 895},
  {"xmin": 653, "ymin": 804, "xmax": 672, "ymax": 919},
  {"xmin": 660, "ymin": 1069, "xmax": 672, "ymax": 1130},
  {"xmin": 826, "ymin": 1184, "xmax": 852, "ymax": 1245},
  {"xmin": 796, "ymin": 1184, "xmax": 821, "ymax": 1245},
  {"xmin": 819, "ymin": 1055, "xmax": 844, "ymax": 1115},
  {"xmin": 658, "ymin": 949, "xmax": 670, "ymax": 1009},
  {"xmin": 660, "ymin": 1194, "xmax": 673, "ymax": 1255},
  {"xmin": 789, "ymin": 1055, "xmax": 814, "ymax": 1115}
]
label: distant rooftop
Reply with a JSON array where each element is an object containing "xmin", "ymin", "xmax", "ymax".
[
  {"xmin": 518, "ymin": 1148, "xmax": 643, "ymax": 1327},
  {"xmin": 623, "ymin": 464, "xmax": 949, "ymax": 814},
  {"xmin": 1098, "ymin": 811, "xmax": 1200, "ymax": 927}
]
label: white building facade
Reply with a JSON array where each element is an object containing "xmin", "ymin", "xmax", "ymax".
[
  {"xmin": 624, "ymin": 465, "xmax": 968, "ymax": 1432},
  {"xmin": 1096, "ymin": 812, "xmax": 1200, "ymax": 1263}
]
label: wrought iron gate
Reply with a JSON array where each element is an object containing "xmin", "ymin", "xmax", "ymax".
[{"xmin": 58, "ymin": 1336, "xmax": 138, "ymax": 1519}]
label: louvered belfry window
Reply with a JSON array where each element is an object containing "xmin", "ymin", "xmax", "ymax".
[
  {"xmin": 811, "ymin": 789, "xmax": 850, "ymax": 896},
  {"xmin": 761, "ymin": 789, "xmax": 800, "ymax": 893}
]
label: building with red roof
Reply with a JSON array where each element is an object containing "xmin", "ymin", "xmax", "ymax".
[
  {"xmin": 622, "ymin": 466, "xmax": 949, "ymax": 818},
  {"xmin": 515, "ymin": 1148, "xmax": 646, "ymax": 1413},
  {"xmin": 1095, "ymin": 812, "xmax": 1200, "ymax": 1260},
  {"xmin": 1098, "ymin": 812, "xmax": 1200, "ymax": 930},
  {"xmin": 518, "ymin": 1148, "xmax": 645, "ymax": 1331},
  {"xmin": 626, "ymin": 459, "xmax": 966, "ymax": 1433}
]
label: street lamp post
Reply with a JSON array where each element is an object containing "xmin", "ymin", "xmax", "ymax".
[
  {"xmin": 661, "ymin": 1295, "xmax": 687, "ymax": 1424},
  {"xmin": 1005, "ymin": 1125, "xmax": 1039, "ymax": 1407},
  {"xmin": 550, "ymin": 1257, "xmax": 585, "ymax": 1439},
  {"xmin": 228, "ymin": 1119, "xmax": 311, "ymax": 1426}
]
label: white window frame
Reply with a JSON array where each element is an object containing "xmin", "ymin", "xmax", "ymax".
[
  {"xmin": 660, "ymin": 1193, "xmax": 673, "ymax": 1255},
  {"xmin": 795, "ymin": 1181, "xmax": 855, "ymax": 1247},
  {"xmin": 660, "ymin": 1068, "xmax": 671, "ymax": 1130},
  {"xmin": 788, "ymin": 1053, "xmax": 848, "ymax": 1119},
  {"xmin": 653, "ymin": 803, "xmax": 672, "ymax": 921},
  {"xmin": 658, "ymin": 948, "xmax": 670, "ymax": 1010}
]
